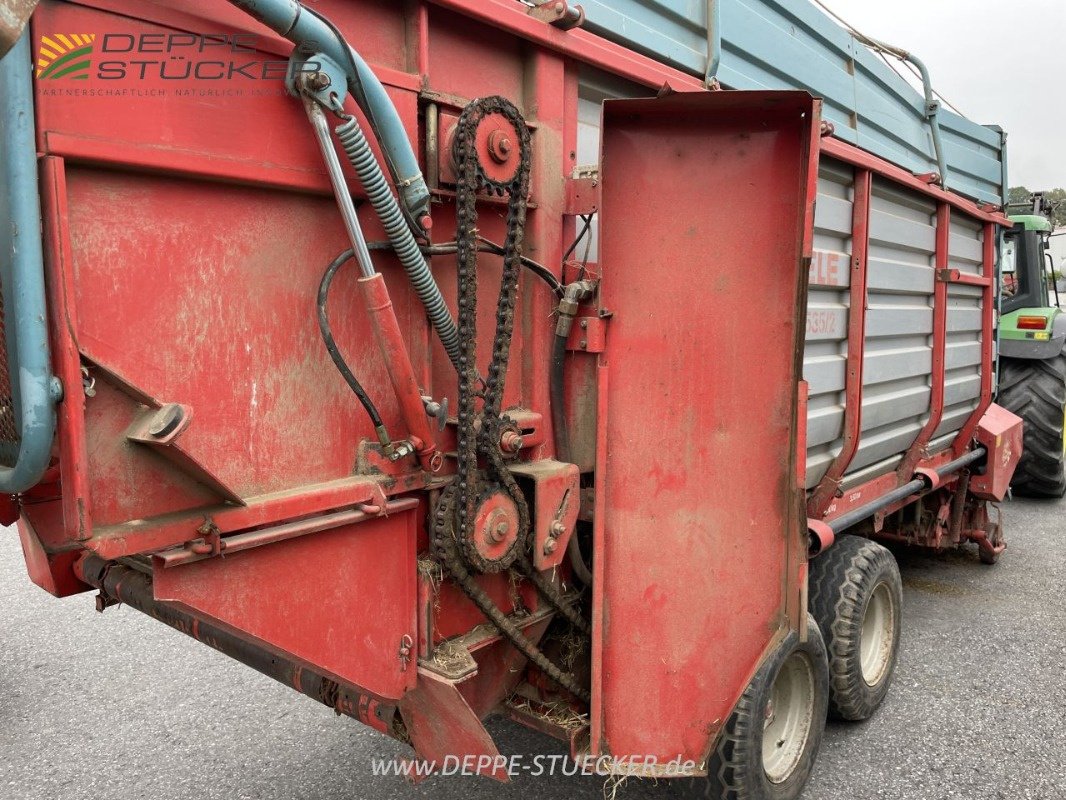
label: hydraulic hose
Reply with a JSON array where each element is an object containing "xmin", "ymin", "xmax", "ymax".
[
  {"xmin": 335, "ymin": 114, "xmax": 462, "ymax": 370},
  {"xmin": 317, "ymin": 249, "xmax": 391, "ymax": 448},
  {"xmin": 550, "ymin": 330, "xmax": 571, "ymax": 463},
  {"xmin": 551, "ymin": 280, "xmax": 597, "ymax": 586},
  {"xmin": 550, "ymin": 323, "xmax": 593, "ymax": 587}
]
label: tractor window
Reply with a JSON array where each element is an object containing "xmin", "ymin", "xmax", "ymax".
[{"xmin": 1001, "ymin": 228, "xmax": 1042, "ymax": 314}]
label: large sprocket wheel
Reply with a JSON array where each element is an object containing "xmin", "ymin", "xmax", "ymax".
[
  {"xmin": 451, "ymin": 111, "xmax": 523, "ymax": 193},
  {"xmin": 464, "ymin": 484, "xmax": 522, "ymax": 573}
]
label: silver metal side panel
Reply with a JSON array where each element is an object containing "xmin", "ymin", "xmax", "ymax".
[
  {"xmin": 803, "ymin": 169, "xmax": 986, "ymax": 490},
  {"xmin": 579, "ymin": 0, "xmax": 1007, "ymax": 206},
  {"xmin": 804, "ymin": 158, "xmax": 853, "ymax": 488}
]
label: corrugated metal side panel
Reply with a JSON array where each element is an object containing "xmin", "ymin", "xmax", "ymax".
[
  {"xmin": 934, "ymin": 217, "xmax": 984, "ymax": 444},
  {"xmin": 578, "ymin": 0, "xmax": 1006, "ymax": 205},
  {"xmin": 843, "ymin": 178, "xmax": 935, "ymax": 486},
  {"xmin": 803, "ymin": 158, "xmax": 853, "ymax": 488}
]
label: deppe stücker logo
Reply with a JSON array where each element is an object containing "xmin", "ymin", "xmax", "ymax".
[
  {"xmin": 36, "ymin": 33, "xmax": 96, "ymax": 80},
  {"xmin": 33, "ymin": 31, "xmax": 317, "ymax": 84}
]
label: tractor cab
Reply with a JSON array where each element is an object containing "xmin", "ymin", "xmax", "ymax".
[
  {"xmin": 1002, "ymin": 195, "xmax": 1059, "ymax": 314},
  {"xmin": 998, "ymin": 192, "xmax": 1066, "ymax": 497}
]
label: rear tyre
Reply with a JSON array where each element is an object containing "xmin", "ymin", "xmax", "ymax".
[
  {"xmin": 808, "ymin": 535, "xmax": 902, "ymax": 721},
  {"xmin": 685, "ymin": 616, "xmax": 829, "ymax": 800},
  {"xmin": 998, "ymin": 350, "xmax": 1066, "ymax": 498}
]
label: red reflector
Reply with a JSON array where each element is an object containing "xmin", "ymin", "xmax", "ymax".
[{"xmin": 1018, "ymin": 315, "xmax": 1049, "ymax": 330}]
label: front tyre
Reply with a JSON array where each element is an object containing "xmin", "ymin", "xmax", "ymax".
[
  {"xmin": 809, "ymin": 535, "xmax": 902, "ymax": 721},
  {"xmin": 690, "ymin": 616, "xmax": 829, "ymax": 800}
]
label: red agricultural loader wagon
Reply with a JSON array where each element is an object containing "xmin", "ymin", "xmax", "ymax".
[{"xmin": 0, "ymin": 0, "xmax": 1021, "ymax": 796}]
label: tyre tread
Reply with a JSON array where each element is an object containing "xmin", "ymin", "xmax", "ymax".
[
  {"xmin": 999, "ymin": 351, "xmax": 1066, "ymax": 498},
  {"xmin": 808, "ymin": 535, "xmax": 901, "ymax": 721}
]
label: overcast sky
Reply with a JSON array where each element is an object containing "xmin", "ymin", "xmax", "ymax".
[{"xmin": 826, "ymin": 0, "xmax": 1066, "ymax": 190}]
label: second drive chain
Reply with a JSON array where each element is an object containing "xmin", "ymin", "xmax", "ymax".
[{"xmin": 430, "ymin": 96, "xmax": 590, "ymax": 702}]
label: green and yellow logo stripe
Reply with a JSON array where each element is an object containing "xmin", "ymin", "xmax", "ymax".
[{"xmin": 36, "ymin": 34, "xmax": 96, "ymax": 80}]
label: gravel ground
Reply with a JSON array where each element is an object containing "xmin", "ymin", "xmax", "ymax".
[{"xmin": 1, "ymin": 494, "xmax": 1063, "ymax": 800}]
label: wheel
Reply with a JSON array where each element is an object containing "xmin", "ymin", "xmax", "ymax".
[
  {"xmin": 682, "ymin": 616, "xmax": 829, "ymax": 800},
  {"xmin": 998, "ymin": 349, "xmax": 1066, "ymax": 498},
  {"xmin": 808, "ymin": 535, "xmax": 902, "ymax": 721}
]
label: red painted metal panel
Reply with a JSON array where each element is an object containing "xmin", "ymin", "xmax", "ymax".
[
  {"xmin": 39, "ymin": 157, "xmax": 92, "ymax": 545},
  {"xmin": 821, "ymin": 137, "xmax": 1009, "ymax": 226},
  {"xmin": 398, "ymin": 668, "xmax": 509, "ymax": 782},
  {"xmin": 971, "ymin": 404, "xmax": 1023, "ymax": 501},
  {"xmin": 60, "ymin": 160, "xmax": 420, "ymax": 509},
  {"xmin": 33, "ymin": 1, "xmax": 417, "ymax": 194},
  {"xmin": 594, "ymin": 91, "xmax": 818, "ymax": 765},
  {"xmin": 427, "ymin": 0, "xmax": 705, "ymax": 95},
  {"xmin": 153, "ymin": 509, "xmax": 418, "ymax": 699}
]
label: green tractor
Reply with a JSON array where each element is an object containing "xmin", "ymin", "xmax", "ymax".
[{"xmin": 998, "ymin": 192, "xmax": 1066, "ymax": 496}]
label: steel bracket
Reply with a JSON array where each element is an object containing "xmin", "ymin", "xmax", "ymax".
[
  {"xmin": 565, "ymin": 315, "xmax": 607, "ymax": 353},
  {"xmin": 509, "ymin": 459, "xmax": 579, "ymax": 571},
  {"xmin": 126, "ymin": 403, "xmax": 244, "ymax": 506},
  {"xmin": 565, "ymin": 174, "xmax": 600, "ymax": 215},
  {"xmin": 528, "ymin": 0, "xmax": 585, "ymax": 30}
]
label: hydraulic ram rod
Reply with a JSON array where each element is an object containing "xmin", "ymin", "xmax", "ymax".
[{"xmin": 77, "ymin": 554, "xmax": 401, "ymax": 734}]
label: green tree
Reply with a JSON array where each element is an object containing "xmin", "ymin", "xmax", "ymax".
[{"xmin": 1008, "ymin": 186, "xmax": 1066, "ymax": 227}]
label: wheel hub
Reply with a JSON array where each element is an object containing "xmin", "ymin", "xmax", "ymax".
[
  {"xmin": 860, "ymin": 580, "xmax": 896, "ymax": 686},
  {"xmin": 472, "ymin": 113, "xmax": 522, "ymax": 187},
  {"xmin": 763, "ymin": 651, "xmax": 816, "ymax": 784}
]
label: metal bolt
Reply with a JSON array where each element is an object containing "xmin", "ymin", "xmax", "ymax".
[
  {"xmin": 148, "ymin": 404, "xmax": 184, "ymax": 438},
  {"xmin": 488, "ymin": 130, "xmax": 513, "ymax": 164},
  {"xmin": 500, "ymin": 431, "xmax": 524, "ymax": 453},
  {"xmin": 543, "ymin": 538, "xmax": 558, "ymax": 555},
  {"xmin": 580, "ymin": 319, "xmax": 588, "ymax": 329},
  {"xmin": 580, "ymin": 339, "xmax": 588, "ymax": 349},
  {"xmin": 550, "ymin": 520, "xmax": 566, "ymax": 537},
  {"xmin": 489, "ymin": 520, "xmax": 509, "ymax": 543},
  {"xmin": 308, "ymin": 71, "xmax": 331, "ymax": 91}
]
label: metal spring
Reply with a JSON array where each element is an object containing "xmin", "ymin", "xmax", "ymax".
[{"xmin": 334, "ymin": 114, "xmax": 461, "ymax": 369}]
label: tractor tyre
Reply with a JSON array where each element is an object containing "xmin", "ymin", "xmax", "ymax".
[
  {"xmin": 808, "ymin": 535, "xmax": 902, "ymax": 721},
  {"xmin": 683, "ymin": 616, "xmax": 829, "ymax": 800},
  {"xmin": 998, "ymin": 349, "xmax": 1066, "ymax": 498}
]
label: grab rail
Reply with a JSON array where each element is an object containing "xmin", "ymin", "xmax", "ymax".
[{"xmin": 0, "ymin": 29, "xmax": 60, "ymax": 492}]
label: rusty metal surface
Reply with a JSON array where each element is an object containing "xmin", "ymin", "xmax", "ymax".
[
  {"xmin": 593, "ymin": 90, "xmax": 819, "ymax": 764},
  {"xmin": 12, "ymin": 0, "xmax": 1013, "ymax": 779},
  {"xmin": 0, "ymin": 0, "xmax": 37, "ymax": 58}
]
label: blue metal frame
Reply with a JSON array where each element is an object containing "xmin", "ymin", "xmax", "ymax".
[{"xmin": 0, "ymin": 29, "xmax": 59, "ymax": 493}]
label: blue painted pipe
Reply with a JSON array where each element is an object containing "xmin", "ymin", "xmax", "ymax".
[
  {"xmin": 227, "ymin": 0, "xmax": 430, "ymax": 224},
  {"xmin": 0, "ymin": 29, "xmax": 58, "ymax": 493}
]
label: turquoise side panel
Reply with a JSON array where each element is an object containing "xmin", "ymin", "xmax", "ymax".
[{"xmin": 579, "ymin": 0, "xmax": 1007, "ymax": 205}]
